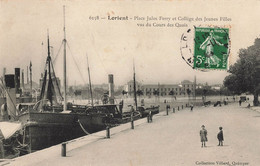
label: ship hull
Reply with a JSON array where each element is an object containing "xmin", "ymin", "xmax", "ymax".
[{"xmin": 19, "ymin": 112, "xmax": 109, "ymax": 152}]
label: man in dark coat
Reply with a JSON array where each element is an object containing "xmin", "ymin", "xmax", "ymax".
[{"xmin": 217, "ymin": 127, "xmax": 224, "ymax": 146}]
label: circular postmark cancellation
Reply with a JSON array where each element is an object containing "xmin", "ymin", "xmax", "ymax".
[{"xmin": 180, "ymin": 25, "xmax": 231, "ymax": 71}]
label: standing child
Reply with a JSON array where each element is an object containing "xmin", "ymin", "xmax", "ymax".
[
  {"xmin": 200, "ymin": 125, "xmax": 208, "ymax": 147},
  {"xmin": 217, "ymin": 127, "xmax": 224, "ymax": 146}
]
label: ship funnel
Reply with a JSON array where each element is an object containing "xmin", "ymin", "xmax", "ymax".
[
  {"xmin": 4, "ymin": 74, "xmax": 17, "ymax": 121},
  {"xmin": 15, "ymin": 68, "xmax": 20, "ymax": 94},
  {"xmin": 108, "ymin": 74, "xmax": 114, "ymax": 104},
  {"xmin": 22, "ymin": 69, "xmax": 25, "ymax": 91}
]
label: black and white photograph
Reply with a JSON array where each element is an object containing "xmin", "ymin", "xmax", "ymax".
[{"xmin": 0, "ymin": 0, "xmax": 260, "ymax": 165}]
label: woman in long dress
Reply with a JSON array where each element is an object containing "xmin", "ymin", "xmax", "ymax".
[{"xmin": 200, "ymin": 125, "xmax": 208, "ymax": 147}]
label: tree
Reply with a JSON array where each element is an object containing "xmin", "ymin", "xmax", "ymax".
[
  {"xmin": 153, "ymin": 89, "xmax": 160, "ymax": 102},
  {"xmin": 224, "ymin": 38, "xmax": 260, "ymax": 106},
  {"xmin": 187, "ymin": 88, "xmax": 191, "ymax": 104},
  {"xmin": 136, "ymin": 89, "xmax": 143, "ymax": 96},
  {"xmin": 203, "ymin": 89, "xmax": 207, "ymax": 102},
  {"xmin": 136, "ymin": 89, "xmax": 143, "ymax": 101},
  {"xmin": 122, "ymin": 90, "xmax": 128, "ymax": 95},
  {"xmin": 153, "ymin": 90, "xmax": 159, "ymax": 96},
  {"xmin": 186, "ymin": 89, "xmax": 191, "ymax": 96}
]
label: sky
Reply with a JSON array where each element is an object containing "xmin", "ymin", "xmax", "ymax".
[{"xmin": 0, "ymin": 0, "xmax": 260, "ymax": 87}]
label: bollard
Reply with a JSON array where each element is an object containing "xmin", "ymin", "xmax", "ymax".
[
  {"xmin": 61, "ymin": 143, "xmax": 66, "ymax": 157},
  {"xmin": 173, "ymin": 108, "xmax": 175, "ymax": 113},
  {"xmin": 106, "ymin": 126, "xmax": 110, "ymax": 138},
  {"xmin": 166, "ymin": 108, "xmax": 169, "ymax": 115},
  {"xmin": 178, "ymin": 106, "xmax": 179, "ymax": 111},
  {"xmin": 131, "ymin": 120, "xmax": 134, "ymax": 129},
  {"xmin": 147, "ymin": 115, "xmax": 150, "ymax": 123},
  {"xmin": 0, "ymin": 140, "xmax": 5, "ymax": 159}
]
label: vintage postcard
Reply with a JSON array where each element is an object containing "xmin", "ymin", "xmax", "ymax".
[{"xmin": 0, "ymin": 0, "xmax": 260, "ymax": 166}]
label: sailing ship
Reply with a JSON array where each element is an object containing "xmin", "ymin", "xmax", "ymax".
[
  {"xmin": 15, "ymin": 7, "xmax": 140, "ymax": 153},
  {"xmin": 132, "ymin": 63, "xmax": 160, "ymax": 118}
]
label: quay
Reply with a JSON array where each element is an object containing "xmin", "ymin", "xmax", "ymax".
[{"xmin": 3, "ymin": 102, "xmax": 260, "ymax": 166}]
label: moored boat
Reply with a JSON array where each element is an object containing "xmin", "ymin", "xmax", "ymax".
[{"xmin": 15, "ymin": 6, "xmax": 141, "ymax": 153}]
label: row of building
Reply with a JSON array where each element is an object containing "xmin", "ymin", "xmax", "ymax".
[{"xmin": 124, "ymin": 80, "xmax": 196, "ymax": 97}]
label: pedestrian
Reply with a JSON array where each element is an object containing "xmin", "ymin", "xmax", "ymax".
[
  {"xmin": 119, "ymin": 100, "xmax": 124, "ymax": 114},
  {"xmin": 149, "ymin": 110, "xmax": 152, "ymax": 122},
  {"xmin": 239, "ymin": 100, "xmax": 242, "ymax": 106},
  {"xmin": 190, "ymin": 104, "xmax": 194, "ymax": 111},
  {"xmin": 200, "ymin": 125, "xmax": 208, "ymax": 147},
  {"xmin": 247, "ymin": 103, "xmax": 251, "ymax": 108},
  {"xmin": 217, "ymin": 127, "xmax": 224, "ymax": 146}
]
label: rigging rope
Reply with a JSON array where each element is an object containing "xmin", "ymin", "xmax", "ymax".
[
  {"xmin": 66, "ymin": 42, "xmax": 88, "ymax": 85},
  {"xmin": 50, "ymin": 58, "xmax": 63, "ymax": 100},
  {"xmin": 77, "ymin": 119, "xmax": 104, "ymax": 138},
  {"xmin": 90, "ymin": 34, "xmax": 109, "ymax": 75},
  {"xmin": 53, "ymin": 41, "xmax": 64, "ymax": 64}
]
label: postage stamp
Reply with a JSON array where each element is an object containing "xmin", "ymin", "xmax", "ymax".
[
  {"xmin": 180, "ymin": 26, "xmax": 230, "ymax": 71},
  {"xmin": 193, "ymin": 27, "xmax": 230, "ymax": 70}
]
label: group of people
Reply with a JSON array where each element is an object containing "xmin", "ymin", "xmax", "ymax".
[{"xmin": 200, "ymin": 125, "xmax": 224, "ymax": 148}]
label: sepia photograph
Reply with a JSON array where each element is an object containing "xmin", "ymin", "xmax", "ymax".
[{"xmin": 0, "ymin": 0, "xmax": 260, "ymax": 165}]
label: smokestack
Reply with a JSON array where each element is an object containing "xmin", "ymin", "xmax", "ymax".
[
  {"xmin": 22, "ymin": 69, "xmax": 25, "ymax": 90},
  {"xmin": 4, "ymin": 74, "xmax": 17, "ymax": 121},
  {"xmin": 15, "ymin": 68, "xmax": 20, "ymax": 94},
  {"xmin": 108, "ymin": 74, "xmax": 114, "ymax": 104},
  {"xmin": 30, "ymin": 61, "xmax": 32, "ymax": 93},
  {"xmin": 27, "ymin": 66, "xmax": 29, "ymax": 84}
]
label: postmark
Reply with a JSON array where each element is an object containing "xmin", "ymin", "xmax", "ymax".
[{"xmin": 180, "ymin": 26, "xmax": 231, "ymax": 71}]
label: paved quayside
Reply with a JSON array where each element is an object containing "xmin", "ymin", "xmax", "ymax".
[{"xmin": 4, "ymin": 103, "xmax": 260, "ymax": 166}]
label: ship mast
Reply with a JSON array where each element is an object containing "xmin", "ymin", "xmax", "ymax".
[
  {"xmin": 86, "ymin": 54, "xmax": 94, "ymax": 107},
  {"xmin": 63, "ymin": 5, "xmax": 67, "ymax": 111},
  {"xmin": 47, "ymin": 30, "xmax": 52, "ymax": 106},
  {"xmin": 133, "ymin": 62, "xmax": 138, "ymax": 111}
]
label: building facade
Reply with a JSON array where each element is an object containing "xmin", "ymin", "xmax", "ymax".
[
  {"xmin": 124, "ymin": 80, "xmax": 195, "ymax": 97},
  {"xmin": 124, "ymin": 80, "xmax": 142, "ymax": 96}
]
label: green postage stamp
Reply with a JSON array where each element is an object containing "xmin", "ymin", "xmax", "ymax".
[{"xmin": 193, "ymin": 27, "xmax": 229, "ymax": 70}]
